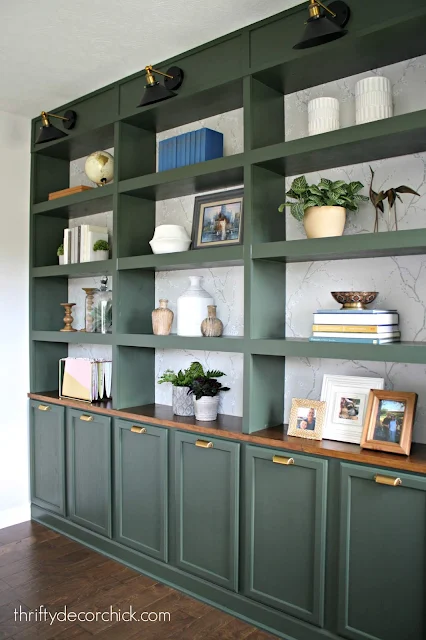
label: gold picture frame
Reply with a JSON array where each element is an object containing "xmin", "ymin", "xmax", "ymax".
[
  {"xmin": 360, "ymin": 390, "xmax": 417, "ymax": 456},
  {"xmin": 287, "ymin": 398, "xmax": 326, "ymax": 441}
]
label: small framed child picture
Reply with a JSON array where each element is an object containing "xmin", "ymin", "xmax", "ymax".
[
  {"xmin": 287, "ymin": 398, "xmax": 326, "ymax": 441},
  {"xmin": 191, "ymin": 188, "xmax": 244, "ymax": 249}
]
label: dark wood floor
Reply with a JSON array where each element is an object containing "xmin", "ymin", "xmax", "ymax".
[{"xmin": 0, "ymin": 521, "xmax": 276, "ymax": 639}]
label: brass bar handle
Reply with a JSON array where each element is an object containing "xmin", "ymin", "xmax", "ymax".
[
  {"xmin": 131, "ymin": 426, "xmax": 147, "ymax": 434},
  {"xmin": 195, "ymin": 439, "xmax": 213, "ymax": 448},
  {"xmin": 38, "ymin": 404, "xmax": 50, "ymax": 411},
  {"xmin": 80, "ymin": 415, "xmax": 94, "ymax": 422},
  {"xmin": 273, "ymin": 455, "xmax": 295, "ymax": 466},
  {"xmin": 374, "ymin": 474, "xmax": 402, "ymax": 486}
]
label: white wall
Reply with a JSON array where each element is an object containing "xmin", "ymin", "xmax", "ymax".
[{"xmin": 0, "ymin": 111, "xmax": 31, "ymax": 528}]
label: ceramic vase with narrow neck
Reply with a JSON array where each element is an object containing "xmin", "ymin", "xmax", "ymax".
[
  {"xmin": 201, "ymin": 305, "xmax": 224, "ymax": 337},
  {"xmin": 177, "ymin": 276, "xmax": 214, "ymax": 337},
  {"xmin": 152, "ymin": 299, "xmax": 174, "ymax": 335}
]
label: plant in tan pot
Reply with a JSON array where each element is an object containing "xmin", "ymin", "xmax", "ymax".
[
  {"xmin": 279, "ymin": 176, "xmax": 369, "ymax": 239},
  {"xmin": 188, "ymin": 371, "xmax": 230, "ymax": 422}
]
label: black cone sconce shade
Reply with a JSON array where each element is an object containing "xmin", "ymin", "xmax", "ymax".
[
  {"xmin": 293, "ymin": 0, "xmax": 350, "ymax": 50},
  {"xmin": 36, "ymin": 110, "xmax": 77, "ymax": 144},
  {"xmin": 137, "ymin": 65, "xmax": 184, "ymax": 107}
]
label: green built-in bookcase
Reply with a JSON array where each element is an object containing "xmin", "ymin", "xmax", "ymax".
[{"xmin": 29, "ymin": 0, "xmax": 426, "ymax": 433}]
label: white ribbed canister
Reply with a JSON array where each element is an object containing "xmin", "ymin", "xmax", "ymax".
[
  {"xmin": 308, "ymin": 97, "xmax": 340, "ymax": 136},
  {"xmin": 355, "ymin": 76, "xmax": 393, "ymax": 125}
]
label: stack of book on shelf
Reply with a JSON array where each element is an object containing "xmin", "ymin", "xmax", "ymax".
[
  {"xmin": 310, "ymin": 309, "xmax": 401, "ymax": 344},
  {"xmin": 63, "ymin": 224, "xmax": 108, "ymax": 264},
  {"xmin": 59, "ymin": 358, "xmax": 112, "ymax": 402},
  {"xmin": 158, "ymin": 127, "xmax": 223, "ymax": 171}
]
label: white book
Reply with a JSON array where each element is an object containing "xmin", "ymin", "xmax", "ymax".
[
  {"xmin": 313, "ymin": 312, "xmax": 399, "ymax": 325},
  {"xmin": 313, "ymin": 331, "xmax": 401, "ymax": 339},
  {"xmin": 104, "ymin": 362, "xmax": 112, "ymax": 398},
  {"xmin": 88, "ymin": 230, "xmax": 108, "ymax": 262},
  {"xmin": 63, "ymin": 229, "xmax": 70, "ymax": 265}
]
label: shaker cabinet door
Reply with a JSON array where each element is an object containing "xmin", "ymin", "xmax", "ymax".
[
  {"xmin": 174, "ymin": 431, "xmax": 240, "ymax": 591},
  {"xmin": 114, "ymin": 419, "xmax": 168, "ymax": 561},
  {"xmin": 243, "ymin": 445, "xmax": 328, "ymax": 627},
  {"xmin": 67, "ymin": 409, "xmax": 112, "ymax": 537},
  {"xmin": 338, "ymin": 463, "xmax": 426, "ymax": 640},
  {"xmin": 30, "ymin": 401, "xmax": 66, "ymax": 515}
]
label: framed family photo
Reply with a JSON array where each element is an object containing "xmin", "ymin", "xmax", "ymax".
[
  {"xmin": 320, "ymin": 374, "xmax": 385, "ymax": 444},
  {"xmin": 361, "ymin": 390, "xmax": 417, "ymax": 455},
  {"xmin": 287, "ymin": 398, "xmax": 326, "ymax": 441},
  {"xmin": 191, "ymin": 188, "xmax": 244, "ymax": 249}
]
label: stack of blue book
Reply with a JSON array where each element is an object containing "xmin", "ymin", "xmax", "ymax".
[
  {"xmin": 158, "ymin": 128, "xmax": 223, "ymax": 171},
  {"xmin": 309, "ymin": 309, "xmax": 401, "ymax": 344}
]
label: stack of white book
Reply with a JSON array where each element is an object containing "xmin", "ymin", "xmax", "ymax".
[
  {"xmin": 310, "ymin": 309, "xmax": 401, "ymax": 344},
  {"xmin": 63, "ymin": 224, "xmax": 108, "ymax": 264}
]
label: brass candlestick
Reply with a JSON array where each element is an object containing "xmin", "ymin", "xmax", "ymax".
[{"xmin": 60, "ymin": 303, "xmax": 77, "ymax": 332}]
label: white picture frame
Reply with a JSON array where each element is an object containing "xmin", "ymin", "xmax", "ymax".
[{"xmin": 320, "ymin": 374, "xmax": 385, "ymax": 444}]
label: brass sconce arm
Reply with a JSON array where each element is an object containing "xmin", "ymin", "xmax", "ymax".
[{"xmin": 308, "ymin": 0, "xmax": 337, "ymax": 19}]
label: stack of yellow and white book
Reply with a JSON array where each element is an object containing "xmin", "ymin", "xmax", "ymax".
[
  {"xmin": 310, "ymin": 309, "xmax": 400, "ymax": 344},
  {"xmin": 59, "ymin": 358, "xmax": 112, "ymax": 402}
]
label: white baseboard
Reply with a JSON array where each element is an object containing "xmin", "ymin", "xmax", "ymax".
[{"xmin": 0, "ymin": 502, "xmax": 31, "ymax": 530}]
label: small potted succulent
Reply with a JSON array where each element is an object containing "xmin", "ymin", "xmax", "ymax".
[
  {"xmin": 57, "ymin": 243, "xmax": 64, "ymax": 265},
  {"xmin": 279, "ymin": 176, "xmax": 369, "ymax": 238},
  {"xmin": 93, "ymin": 239, "xmax": 110, "ymax": 261},
  {"xmin": 188, "ymin": 371, "xmax": 230, "ymax": 421},
  {"xmin": 158, "ymin": 361, "xmax": 204, "ymax": 416}
]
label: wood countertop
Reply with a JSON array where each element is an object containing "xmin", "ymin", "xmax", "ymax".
[{"xmin": 29, "ymin": 391, "xmax": 426, "ymax": 474}]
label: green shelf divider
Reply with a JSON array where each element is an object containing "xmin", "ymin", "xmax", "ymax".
[
  {"xmin": 118, "ymin": 246, "xmax": 244, "ymax": 272},
  {"xmin": 32, "ymin": 260, "xmax": 114, "ymax": 278},
  {"xmin": 32, "ymin": 331, "xmax": 114, "ymax": 345},
  {"xmin": 32, "ymin": 184, "xmax": 114, "ymax": 219},
  {"xmin": 116, "ymin": 334, "xmax": 247, "ymax": 353}
]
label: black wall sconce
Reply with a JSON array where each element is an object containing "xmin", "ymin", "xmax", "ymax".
[
  {"xmin": 137, "ymin": 65, "xmax": 184, "ymax": 108},
  {"xmin": 293, "ymin": 0, "xmax": 350, "ymax": 50},
  {"xmin": 36, "ymin": 110, "xmax": 77, "ymax": 144}
]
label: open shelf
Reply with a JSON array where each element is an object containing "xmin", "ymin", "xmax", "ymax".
[
  {"xmin": 32, "ymin": 331, "xmax": 113, "ymax": 345},
  {"xmin": 32, "ymin": 123, "xmax": 115, "ymax": 161},
  {"xmin": 118, "ymin": 154, "xmax": 244, "ymax": 201},
  {"xmin": 250, "ymin": 338, "xmax": 426, "ymax": 365},
  {"xmin": 32, "ymin": 184, "xmax": 114, "ymax": 218},
  {"xmin": 32, "ymin": 260, "xmax": 114, "ymax": 278},
  {"xmin": 118, "ymin": 246, "xmax": 244, "ymax": 271},
  {"xmin": 252, "ymin": 229, "xmax": 426, "ymax": 263},
  {"xmin": 117, "ymin": 334, "xmax": 246, "ymax": 352},
  {"xmin": 250, "ymin": 110, "xmax": 426, "ymax": 176}
]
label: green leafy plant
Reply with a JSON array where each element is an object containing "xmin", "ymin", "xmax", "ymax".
[
  {"xmin": 187, "ymin": 376, "xmax": 230, "ymax": 400},
  {"xmin": 93, "ymin": 239, "xmax": 110, "ymax": 252},
  {"xmin": 158, "ymin": 361, "xmax": 206, "ymax": 387},
  {"xmin": 57, "ymin": 244, "xmax": 64, "ymax": 256},
  {"xmin": 369, "ymin": 166, "xmax": 420, "ymax": 232},
  {"xmin": 278, "ymin": 176, "xmax": 369, "ymax": 221}
]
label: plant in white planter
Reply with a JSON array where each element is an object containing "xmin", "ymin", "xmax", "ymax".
[
  {"xmin": 279, "ymin": 176, "xmax": 369, "ymax": 239},
  {"xmin": 57, "ymin": 243, "xmax": 64, "ymax": 265},
  {"xmin": 158, "ymin": 362, "xmax": 204, "ymax": 417},
  {"xmin": 188, "ymin": 372, "xmax": 230, "ymax": 422},
  {"xmin": 93, "ymin": 239, "xmax": 110, "ymax": 261}
]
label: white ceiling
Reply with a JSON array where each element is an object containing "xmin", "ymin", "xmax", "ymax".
[{"xmin": 0, "ymin": 0, "xmax": 303, "ymax": 119}]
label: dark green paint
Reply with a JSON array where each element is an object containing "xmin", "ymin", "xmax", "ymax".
[
  {"xmin": 115, "ymin": 345, "xmax": 155, "ymax": 409},
  {"xmin": 118, "ymin": 245, "xmax": 244, "ymax": 271},
  {"xmin": 243, "ymin": 354, "xmax": 285, "ymax": 432},
  {"xmin": 31, "ymin": 341, "xmax": 68, "ymax": 392},
  {"xmin": 116, "ymin": 194, "xmax": 155, "ymax": 259},
  {"xmin": 32, "ymin": 260, "xmax": 114, "ymax": 279},
  {"xmin": 32, "ymin": 183, "xmax": 114, "ymax": 218},
  {"xmin": 31, "ymin": 331, "xmax": 113, "ymax": 345}
]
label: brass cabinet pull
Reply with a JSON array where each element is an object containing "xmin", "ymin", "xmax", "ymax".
[
  {"xmin": 195, "ymin": 439, "xmax": 213, "ymax": 448},
  {"xmin": 131, "ymin": 426, "xmax": 147, "ymax": 434},
  {"xmin": 80, "ymin": 415, "xmax": 94, "ymax": 422},
  {"xmin": 38, "ymin": 404, "xmax": 50, "ymax": 411},
  {"xmin": 374, "ymin": 474, "xmax": 402, "ymax": 486},
  {"xmin": 273, "ymin": 455, "xmax": 295, "ymax": 466}
]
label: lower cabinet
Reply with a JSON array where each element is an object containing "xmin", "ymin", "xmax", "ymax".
[
  {"xmin": 339, "ymin": 463, "xmax": 426, "ymax": 640},
  {"xmin": 30, "ymin": 400, "xmax": 66, "ymax": 515},
  {"xmin": 114, "ymin": 419, "xmax": 168, "ymax": 561},
  {"xmin": 67, "ymin": 409, "xmax": 112, "ymax": 537},
  {"xmin": 243, "ymin": 445, "xmax": 328, "ymax": 627},
  {"xmin": 174, "ymin": 431, "xmax": 240, "ymax": 591}
]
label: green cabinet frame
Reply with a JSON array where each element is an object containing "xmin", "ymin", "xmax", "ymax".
[
  {"xmin": 113, "ymin": 419, "xmax": 168, "ymax": 561},
  {"xmin": 243, "ymin": 445, "xmax": 328, "ymax": 627},
  {"xmin": 67, "ymin": 408, "xmax": 112, "ymax": 538},
  {"xmin": 339, "ymin": 463, "xmax": 426, "ymax": 640},
  {"xmin": 30, "ymin": 400, "xmax": 66, "ymax": 515},
  {"xmin": 174, "ymin": 431, "xmax": 240, "ymax": 592}
]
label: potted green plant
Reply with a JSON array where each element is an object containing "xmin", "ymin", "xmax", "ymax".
[
  {"xmin": 57, "ymin": 243, "xmax": 64, "ymax": 265},
  {"xmin": 188, "ymin": 372, "xmax": 230, "ymax": 421},
  {"xmin": 93, "ymin": 239, "xmax": 110, "ymax": 261},
  {"xmin": 279, "ymin": 176, "xmax": 369, "ymax": 238},
  {"xmin": 158, "ymin": 361, "xmax": 204, "ymax": 416}
]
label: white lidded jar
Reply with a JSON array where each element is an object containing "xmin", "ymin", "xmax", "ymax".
[{"xmin": 177, "ymin": 276, "xmax": 214, "ymax": 337}]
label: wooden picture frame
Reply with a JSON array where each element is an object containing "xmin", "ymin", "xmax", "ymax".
[
  {"xmin": 191, "ymin": 188, "xmax": 244, "ymax": 249},
  {"xmin": 287, "ymin": 398, "xmax": 326, "ymax": 441},
  {"xmin": 360, "ymin": 390, "xmax": 417, "ymax": 455}
]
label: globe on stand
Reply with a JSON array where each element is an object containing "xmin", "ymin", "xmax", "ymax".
[{"xmin": 84, "ymin": 150, "xmax": 114, "ymax": 187}]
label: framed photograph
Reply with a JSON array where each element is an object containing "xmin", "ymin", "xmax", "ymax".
[
  {"xmin": 192, "ymin": 188, "xmax": 244, "ymax": 249},
  {"xmin": 361, "ymin": 390, "xmax": 417, "ymax": 455},
  {"xmin": 287, "ymin": 399, "xmax": 326, "ymax": 441},
  {"xmin": 320, "ymin": 375, "xmax": 385, "ymax": 444}
]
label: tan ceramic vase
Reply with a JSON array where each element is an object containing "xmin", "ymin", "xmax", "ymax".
[
  {"xmin": 152, "ymin": 299, "xmax": 174, "ymax": 335},
  {"xmin": 303, "ymin": 206, "xmax": 346, "ymax": 239},
  {"xmin": 201, "ymin": 305, "xmax": 223, "ymax": 337}
]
